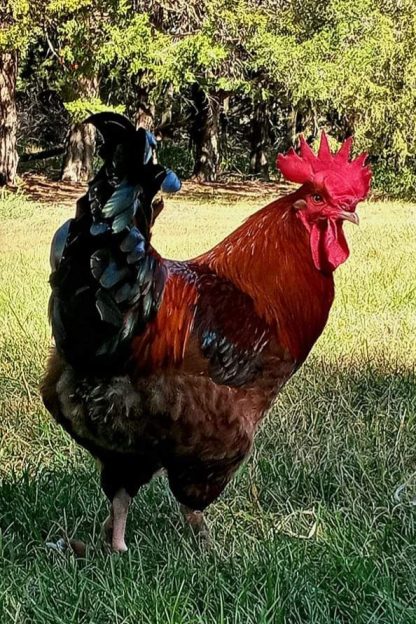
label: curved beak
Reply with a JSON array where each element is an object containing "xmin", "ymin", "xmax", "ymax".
[{"xmin": 340, "ymin": 210, "xmax": 359, "ymax": 225}]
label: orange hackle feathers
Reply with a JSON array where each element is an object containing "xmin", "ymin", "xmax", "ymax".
[{"xmin": 200, "ymin": 195, "xmax": 334, "ymax": 362}]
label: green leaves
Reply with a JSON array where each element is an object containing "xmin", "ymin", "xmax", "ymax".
[
  {"xmin": 7, "ymin": 0, "xmax": 416, "ymax": 194},
  {"xmin": 0, "ymin": 0, "xmax": 38, "ymax": 51},
  {"xmin": 64, "ymin": 99, "xmax": 125, "ymax": 123},
  {"xmin": 239, "ymin": 0, "xmax": 416, "ymax": 180}
]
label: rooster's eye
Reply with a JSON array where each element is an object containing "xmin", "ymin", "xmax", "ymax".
[{"xmin": 312, "ymin": 194, "xmax": 323, "ymax": 203}]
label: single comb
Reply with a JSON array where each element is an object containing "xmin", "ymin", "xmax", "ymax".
[{"xmin": 276, "ymin": 132, "xmax": 372, "ymax": 202}]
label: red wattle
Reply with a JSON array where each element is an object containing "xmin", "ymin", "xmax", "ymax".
[{"xmin": 310, "ymin": 220, "xmax": 350, "ymax": 273}]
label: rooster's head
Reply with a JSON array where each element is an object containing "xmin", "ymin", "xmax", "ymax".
[{"xmin": 276, "ymin": 133, "xmax": 372, "ymax": 273}]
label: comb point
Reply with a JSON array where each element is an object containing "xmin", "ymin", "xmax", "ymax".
[
  {"xmin": 299, "ymin": 135, "xmax": 316, "ymax": 162},
  {"xmin": 336, "ymin": 136, "xmax": 353, "ymax": 162},
  {"xmin": 318, "ymin": 131, "xmax": 332, "ymax": 161}
]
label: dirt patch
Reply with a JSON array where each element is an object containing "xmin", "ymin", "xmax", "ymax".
[
  {"xmin": 20, "ymin": 173, "xmax": 86, "ymax": 206},
  {"xmin": 19, "ymin": 173, "xmax": 290, "ymax": 206}
]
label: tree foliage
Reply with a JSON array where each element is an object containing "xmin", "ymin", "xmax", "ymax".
[{"xmin": 2, "ymin": 0, "xmax": 415, "ymax": 193}]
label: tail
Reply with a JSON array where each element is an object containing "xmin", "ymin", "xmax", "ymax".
[{"xmin": 49, "ymin": 112, "xmax": 180, "ymax": 373}]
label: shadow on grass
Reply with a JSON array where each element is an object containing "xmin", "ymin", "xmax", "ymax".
[
  {"xmin": 1, "ymin": 360, "xmax": 414, "ymax": 552},
  {"xmin": 0, "ymin": 460, "xmax": 183, "ymax": 556},
  {"xmin": 252, "ymin": 361, "xmax": 416, "ymax": 509},
  {"xmin": 0, "ymin": 360, "xmax": 415, "ymax": 623}
]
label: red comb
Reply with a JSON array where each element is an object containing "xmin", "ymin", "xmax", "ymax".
[{"xmin": 276, "ymin": 132, "xmax": 372, "ymax": 201}]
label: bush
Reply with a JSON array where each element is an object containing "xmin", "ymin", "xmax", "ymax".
[
  {"xmin": 372, "ymin": 162, "xmax": 416, "ymax": 200},
  {"xmin": 157, "ymin": 142, "xmax": 194, "ymax": 180}
]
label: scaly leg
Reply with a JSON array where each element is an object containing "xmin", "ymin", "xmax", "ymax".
[
  {"xmin": 100, "ymin": 456, "xmax": 161, "ymax": 553},
  {"xmin": 106, "ymin": 488, "xmax": 131, "ymax": 553}
]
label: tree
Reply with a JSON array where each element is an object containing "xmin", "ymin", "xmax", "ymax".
[
  {"xmin": 190, "ymin": 84, "xmax": 221, "ymax": 181},
  {"xmin": 8, "ymin": 0, "xmax": 416, "ymax": 195},
  {"xmin": 249, "ymin": 0, "xmax": 416, "ymax": 190},
  {"xmin": 249, "ymin": 98, "xmax": 270, "ymax": 179},
  {"xmin": 43, "ymin": 1, "xmax": 107, "ymax": 182},
  {"xmin": 96, "ymin": 3, "xmax": 228, "ymax": 181},
  {"xmin": 0, "ymin": 0, "xmax": 45, "ymax": 185},
  {"xmin": 60, "ymin": 78, "xmax": 99, "ymax": 182},
  {"xmin": 42, "ymin": 1, "xmax": 156, "ymax": 181},
  {"xmin": 0, "ymin": 51, "xmax": 18, "ymax": 185}
]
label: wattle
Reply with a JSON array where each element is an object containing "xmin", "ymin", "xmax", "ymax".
[{"xmin": 310, "ymin": 219, "xmax": 350, "ymax": 273}]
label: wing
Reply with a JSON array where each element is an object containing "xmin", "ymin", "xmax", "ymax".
[
  {"xmin": 194, "ymin": 272, "xmax": 272, "ymax": 386},
  {"xmin": 130, "ymin": 263, "xmax": 272, "ymax": 387}
]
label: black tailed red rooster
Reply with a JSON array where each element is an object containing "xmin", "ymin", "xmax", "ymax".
[{"xmin": 41, "ymin": 114, "xmax": 371, "ymax": 552}]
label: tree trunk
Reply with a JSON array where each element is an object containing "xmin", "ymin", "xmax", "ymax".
[
  {"xmin": 220, "ymin": 95, "xmax": 230, "ymax": 162},
  {"xmin": 134, "ymin": 87, "xmax": 155, "ymax": 131},
  {"xmin": 285, "ymin": 106, "xmax": 299, "ymax": 150},
  {"xmin": 249, "ymin": 100, "xmax": 270, "ymax": 180},
  {"xmin": 61, "ymin": 122, "xmax": 96, "ymax": 182},
  {"xmin": 0, "ymin": 52, "xmax": 18, "ymax": 186},
  {"xmin": 156, "ymin": 83, "xmax": 174, "ymax": 139},
  {"xmin": 284, "ymin": 103, "xmax": 318, "ymax": 151},
  {"xmin": 20, "ymin": 146, "xmax": 65, "ymax": 162},
  {"xmin": 159, "ymin": 83, "xmax": 174, "ymax": 129},
  {"xmin": 190, "ymin": 84, "xmax": 220, "ymax": 182},
  {"xmin": 61, "ymin": 76, "xmax": 98, "ymax": 183}
]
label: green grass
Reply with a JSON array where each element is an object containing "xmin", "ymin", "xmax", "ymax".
[{"xmin": 0, "ymin": 188, "xmax": 415, "ymax": 623}]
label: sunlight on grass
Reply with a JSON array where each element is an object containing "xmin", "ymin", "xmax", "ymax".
[{"xmin": 0, "ymin": 190, "xmax": 415, "ymax": 623}]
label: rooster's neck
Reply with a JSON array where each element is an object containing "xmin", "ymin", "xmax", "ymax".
[{"xmin": 198, "ymin": 195, "xmax": 335, "ymax": 362}]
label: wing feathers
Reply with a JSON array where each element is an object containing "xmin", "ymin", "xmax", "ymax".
[{"xmin": 131, "ymin": 265, "xmax": 271, "ymax": 387}]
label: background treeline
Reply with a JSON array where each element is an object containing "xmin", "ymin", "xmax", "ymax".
[{"xmin": 1, "ymin": 0, "xmax": 415, "ymax": 196}]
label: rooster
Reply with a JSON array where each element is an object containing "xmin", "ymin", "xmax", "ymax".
[{"xmin": 41, "ymin": 114, "xmax": 371, "ymax": 552}]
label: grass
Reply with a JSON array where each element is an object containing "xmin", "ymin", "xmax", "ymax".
[{"xmin": 0, "ymin": 187, "xmax": 415, "ymax": 623}]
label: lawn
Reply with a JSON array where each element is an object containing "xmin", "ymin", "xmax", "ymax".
[{"xmin": 0, "ymin": 187, "xmax": 415, "ymax": 623}]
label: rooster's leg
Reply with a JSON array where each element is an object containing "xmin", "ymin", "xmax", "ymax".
[
  {"xmin": 180, "ymin": 505, "xmax": 210, "ymax": 542},
  {"xmin": 107, "ymin": 488, "xmax": 131, "ymax": 553},
  {"xmin": 101, "ymin": 456, "xmax": 161, "ymax": 553}
]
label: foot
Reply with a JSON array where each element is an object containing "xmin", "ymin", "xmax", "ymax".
[
  {"xmin": 69, "ymin": 538, "xmax": 87, "ymax": 557},
  {"xmin": 46, "ymin": 537, "xmax": 86, "ymax": 557},
  {"xmin": 111, "ymin": 537, "xmax": 128, "ymax": 553},
  {"xmin": 180, "ymin": 505, "xmax": 211, "ymax": 546}
]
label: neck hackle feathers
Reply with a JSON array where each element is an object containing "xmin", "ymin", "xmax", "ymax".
[{"xmin": 276, "ymin": 132, "xmax": 372, "ymax": 203}]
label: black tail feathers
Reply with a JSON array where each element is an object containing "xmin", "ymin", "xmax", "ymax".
[
  {"xmin": 85, "ymin": 112, "xmax": 136, "ymax": 146},
  {"xmin": 49, "ymin": 113, "xmax": 175, "ymax": 373}
]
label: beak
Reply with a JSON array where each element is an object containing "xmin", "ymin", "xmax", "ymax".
[{"xmin": 340, "ymin": 210, "xmax": 359, "ymax": 225}]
